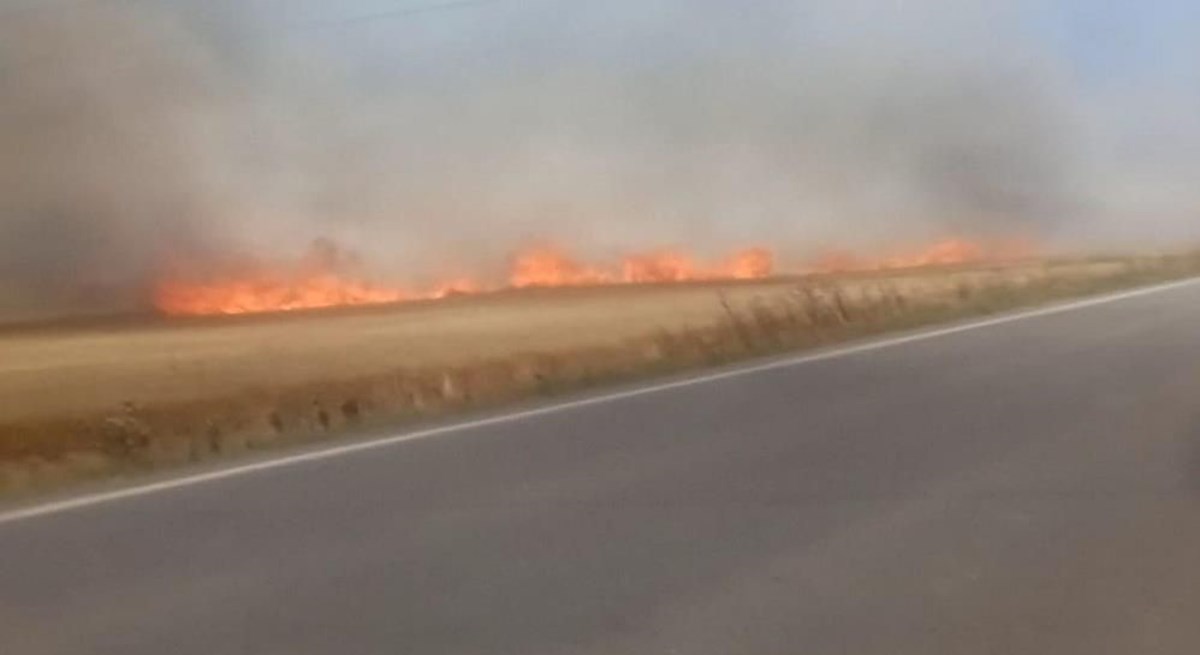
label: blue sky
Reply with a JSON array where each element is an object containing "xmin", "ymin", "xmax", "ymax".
[
  {"xmin": 267, "ymin": 0, "xmax": 1200, "ymax": 95},
  {"xmin": 1031, "ymin": 0, "xmax": 1200, "ymax": 86}
]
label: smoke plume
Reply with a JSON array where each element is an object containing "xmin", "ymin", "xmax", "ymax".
[{"xmin": 1, "ymin": 0, "xmax": 1197, "ymax": 319}]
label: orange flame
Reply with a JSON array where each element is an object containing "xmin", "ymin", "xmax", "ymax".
[
  {"xmin": 153, "ymin": 237, "xmax": 1029, "ymax": 317},
  {"xmin": 720, "ymin": 247, "xmax": 775, "ymax": 279},
  {"xmin": 507, "ymin": 245, "xmax": 776, "ymax": 288},
  {"xmin": 621, "ymin": 251, "xmax": 698, "ymax": 283},
  {"xmin": 811, "ymin": 237, "xmax": 1033, "ymax": 274},
  {"xmin": 509, "ymin": 246, "xmax": 613, "ymax": 288},
  {"xmin": 153, "ymin": 275, "xmax": 410, "ymax": 316}
]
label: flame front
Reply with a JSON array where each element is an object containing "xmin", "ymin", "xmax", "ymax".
[
  {"xmin": 509, "ymin": 246, "xmax": 613, "ymax": 288},
  {"xmin": 811, "ymin": 238, "xmax": 1033, "ymax": 274},
  {"xmin": 153, "ymin": 238, "xmax": 1029, "ymax": 317},
  {"xmin": 154, "ymin": 271, "xmax": 411, "ymax": 316},
  {"xmin": 506, "ymin": 246, "xmax": 775, "ymax": 288}
]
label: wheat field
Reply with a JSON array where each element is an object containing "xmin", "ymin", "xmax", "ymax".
[
  {"xmin": 0, "ymin": 280, "xmax": 802, "ymax": 423},
  {"xmin": 0, "ymin": 254, "xmax": 1195, "ymax": 493}
]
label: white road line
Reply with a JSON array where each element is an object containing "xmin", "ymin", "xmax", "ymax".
[{"xmin": 1, "ymin": 276, "xmax": 1197, "ymax": 527}]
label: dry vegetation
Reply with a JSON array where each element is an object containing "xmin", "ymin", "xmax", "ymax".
[{"xmin": 0, "ymin": 253, "xmax": 1197, "ymax": 495}]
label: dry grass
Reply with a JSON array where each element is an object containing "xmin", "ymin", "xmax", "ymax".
[{"xmin": 0, "ymin": 253, "xmax": 1197, "ymax": 495}]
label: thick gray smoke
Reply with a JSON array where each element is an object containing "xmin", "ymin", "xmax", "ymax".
[
  {"xmin": 0, "ymin": 3, "xmax": 235, "ymax": 317},
  {"xmin": 1, "ymin": 0, "xmax": 1196, "ymax": 319}
]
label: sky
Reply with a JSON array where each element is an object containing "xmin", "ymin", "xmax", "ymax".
[
  {"xmin": 287, "ymin": 0, "xmax": 1197, "ymax": 79},
  {"xmin": 1033, "ymin": 0, "xmax": 1200, "ymax": 85}
]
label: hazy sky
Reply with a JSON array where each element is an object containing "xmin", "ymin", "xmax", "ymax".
[
  {"xmin": 1034, "ymin": 1, "xmax": 1200, "ymax": 84},
  {"xmin": 278, "ymin": 0, "xmax": 1200, "ymax": 245}
]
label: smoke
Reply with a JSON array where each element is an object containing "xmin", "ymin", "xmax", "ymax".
[
  {"xmin": 0, "ymin": 0, "xmax": 1196, "ymax": 319},
  {"xmin": 0, "ymin": 3, "xmax": 231, "ymax": 317}
]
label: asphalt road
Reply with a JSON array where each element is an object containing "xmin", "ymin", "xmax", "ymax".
[{"xmin": 3, "ymin": 280, "xmax": 1200, "ymax": 655}]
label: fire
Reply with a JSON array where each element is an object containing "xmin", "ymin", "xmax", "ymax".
[
  {"xmin": 153, "ymin": 275, "xmax": 410, "ymax": 316},
  {"xmin": 721, "ymin": 247, "xmax": 774, "ymax": 279},
  {"xmin": 621, "ymin": 251, "xmax": 698, "ymax": 283},
  {"xmin": 153, "ymin": 237, "xmax": 1029, "ymax": 317},
  {"xmin": 156, "ymin": 238, "xmax": 414, "ymax": 316},
  {"xmin": 507, "ymin": 245, "xmax": 775, "ymax": 288},
  {"xmin": 811, "ymin": 237, "xmax": 1033, "ymax": 274},
  {"xmin": 509, "ymin": 246, "xmax": 613, "ymax": 288},
  {"xmin": 883, "ymin": 238, "xmax": 985, "ymax": 269}
]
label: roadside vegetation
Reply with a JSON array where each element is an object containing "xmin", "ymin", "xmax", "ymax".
[{"xmin": 1, "ymin": 252, "xmax": 1197, "ymax": 496}]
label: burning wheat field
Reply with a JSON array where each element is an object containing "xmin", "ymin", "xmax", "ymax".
[
  {"xmin": 2, "ymin": 0, "xmax": 1200, "ymax": 493},
  {"xmin": 1, "ymin": 247, "xmax": 1198, "ymax": 494},
  {"xmin": 0, "ymin": 231, "xmax": 1049, "ymax": 438},
  {"xmin": 150, "ymin": 237, "xmax": 1025, "ymax": 317}
]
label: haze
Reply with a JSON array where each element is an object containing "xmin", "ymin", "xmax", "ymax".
[{"xmin": 1, "ymin": 0, "xmax": 1198, "ymax": 319}]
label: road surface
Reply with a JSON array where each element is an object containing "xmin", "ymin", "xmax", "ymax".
[{"xmin": 3, "ymin": 280, "xmax": 1200, "ymax": 654}]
